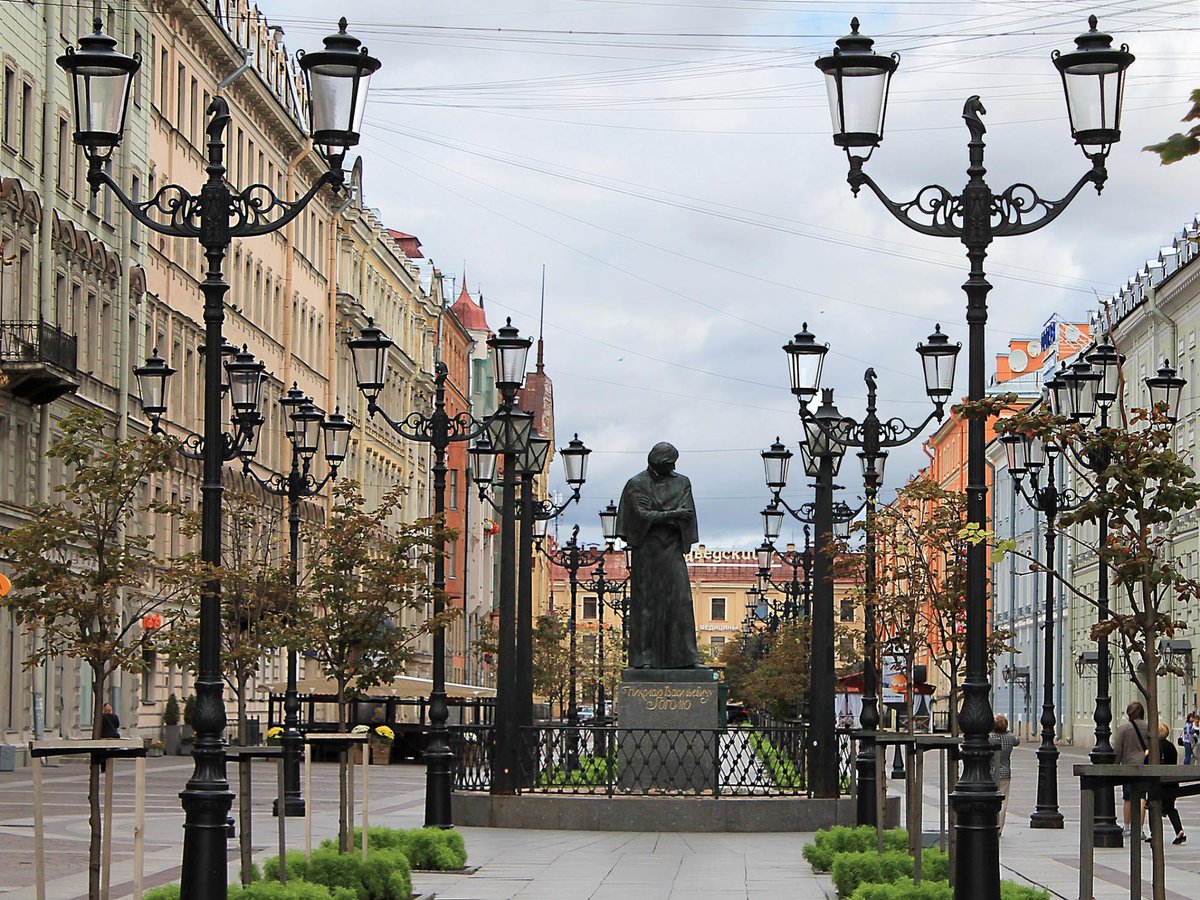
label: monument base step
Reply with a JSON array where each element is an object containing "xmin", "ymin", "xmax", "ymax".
[{"xmin": 453, "ymin": 792, "xmax": 901, "ymax": 832}]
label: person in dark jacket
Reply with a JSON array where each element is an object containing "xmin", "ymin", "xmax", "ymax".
[
  {"xmin": 1152, "ymin": 723, "xmax": 1187, "ymax": 845},
  {"xmin": 100, "ymin": 703, "xmax": 121, "ymax": 739}
]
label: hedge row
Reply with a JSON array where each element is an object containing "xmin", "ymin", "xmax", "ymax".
[
  {"xmin": 849, "ymin": 878, "xmax": 1051, "ymax": 900},
  {"xmin": 831, "ymin": 849, "xmax": 950, "ymax": 898},
  {"xmin": 318, "ymin": 826, "xmax": 467, "ymax": 870},
  {"xmin": 747, "ymin": 730, "xmax": 805, "ymax": 789},
  {"xmin": 802, "ymin": 826, "xmax": 909, "ymax": 872}
]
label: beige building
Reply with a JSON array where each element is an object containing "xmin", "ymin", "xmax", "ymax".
[
  {"xmin": 0, "ymin": 0, "xmax": 153, "ymax": 749},
  {"xmin": 1066, "ymin": 216, "xmax": 1200, "ymax": 744}
]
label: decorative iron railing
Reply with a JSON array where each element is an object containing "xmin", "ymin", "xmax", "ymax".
[
  {"xmin": 0, "ymin": 320, "xmax": 78, "ymax": 372},
  {"xmin": 450, "ymin": 723, "xmax": 857, "ymax": 798}
]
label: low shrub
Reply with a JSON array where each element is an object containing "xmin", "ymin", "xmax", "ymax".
[
  {"xmin": 850, "ymin": 878, "xmax": 953, "ymax": 900},
  {"xmin": 265, "ymin": 845, "xmax": 411, "ymax": 900},
  {"xmin": 848, "ymin": 879, "xmax": 1049, "ymax": 900},
  {"xmin": 831, "ymin": 849, "xmax": 949, "ymax": 899},
  {"xmin": 536, "ymin": 754, "xmax": 610, "ymax": 786},
  {"xmin": 803, "ymin": 826, "xmax": 908, "ymax": 872},
  {"xmin": 321, "ymin": 826, "xmax": 467, "ymax": 870},
  {"xmin": 228, "ymin": 883, "xmax": 356, "ymax": 900},
  {"xmin": 143, "ymin": 887, "xmax": 181, "ymax": 900},
  {"xmin": 263, "ymin": 852, "xmax": 311, "ymax": 883}
]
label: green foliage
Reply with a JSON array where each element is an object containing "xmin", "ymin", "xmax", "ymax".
[
  {"xmin": 831, "ymin": 849, "xmax": 949, "ymax": 899},
  {"xmin": 182, "ymin": 694, "xmax": 196, "ymax": 727},
  {"xmin": 850, "ymin": 879, "xmax": 952, "ymax": 900},
  {"xmin": 263, "ymin": 852, "xmax": 311, "ymax": 882},
  {"xmin": 229, "ymin": 882, "xmax": 356, "ymax": 900},
  {"xmin": 1145, "ymin": 89, "xmax": 1200, "ymax": 164},
  {"xmin": 536, "ymin": 754, "xmax": 610, "ymax": 787},
  {"xmin": 296, "ymin": 480, "xmax": 453, "ymax": 724},
  {"xmin": 848, "ymin": 879, "xmax": 1048, "ymax": 900},
  {"xmin": 748, "ymin": 730, "xmax": 805, "ymax": 789},
  {"xmin": 163, "ymin": 693, "xmax": 180, "ymax": 726},
  {"xmin": 802, "ymin": 826, "xmax": 909, "ymax": 872},
  {"xmin": 300, "ymin": 851, "xmax": 365, "ymax": 898},
  {"xmin": 319, "ymin": 826, "xmax": 467, "ymax": 870},
  {"xmin": 531, "ymin": 612, "xmax": 571, "ymax": 714},
  {"xmin": 143, "ymin": 887, "xmax": 181, "ymax": 900}
]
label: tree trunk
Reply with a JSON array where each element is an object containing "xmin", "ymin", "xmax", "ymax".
[
  {"xmin": 336, "ymin": 680, "xmax": 349, "ymax": 853},
  {"xmin": 236, "ymin": 674, "xmax": 249, "ymax": 746},
  {"xmin": 88, "ymin": 668, "xmax": 106, "ymax": 900}
]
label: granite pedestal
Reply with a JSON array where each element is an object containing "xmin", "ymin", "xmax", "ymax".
[{"xmin": 617, "ymin": 667, "xmax": 721, "ymax": 793}]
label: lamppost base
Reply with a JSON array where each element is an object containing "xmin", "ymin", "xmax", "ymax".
[
  {"xmin": 1093, "ymin": 821, "xmax": 1124, "ymax": 848},
  {"xmin": 272, "ymin": 798, "xmax": 306, "ymax": 818},
  {"xmin": 1029, "ymin": 810, "xmax": 1064, "ymax": 829}
]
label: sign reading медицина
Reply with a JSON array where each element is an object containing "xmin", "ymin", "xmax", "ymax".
[{"xmin": 622, "ymin": 684, "xmax": 713, "ymax": 712}]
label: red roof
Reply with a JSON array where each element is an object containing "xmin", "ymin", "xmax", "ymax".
[
  {"xmin": 450, "ymin": 281, "xmax": 489, "ymax": 331},
  {"xmin": 385, "ymin": 229, "xmax": 423, "ymax": 259}
]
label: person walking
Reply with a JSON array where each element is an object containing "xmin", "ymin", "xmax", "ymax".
[
  {"xmin": 1183, "ymin": 713, "xmax": 1197, "ymax": 766},
  {"xmin": 1151, "ymin": 722, "xmax": 1187, "ymax": 845},
  {"xmin": 1113, "ymin": 701, "xmax": 1149, "ymax": 838},
  {"xmin": 990, "ymin": 714, "xmax": 1020, "ymax": 834},
  {"xmin": 100, "ymin": 702, "xmax": 121, "ymax": 739}
]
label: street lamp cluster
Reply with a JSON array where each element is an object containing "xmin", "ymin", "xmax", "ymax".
[
  {"xmin": 762, "ymin": 322, "xmax": 957, "ymax": 813},
  {"xmin": 1002, "ymin": 343, "xmax": 1186, "ymax": 845},
  {"xmin": 60, "ymin": 14, "xmax": 379, "ymax": 895},
  {"xmin": 814, "ymin": 14, "xmax": 1134, "ymax": 894}
]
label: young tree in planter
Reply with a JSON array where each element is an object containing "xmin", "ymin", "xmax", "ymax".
[
  {"xmin": 159, "ymin": 488, "xmax": 294, "ymax": 744},
  {"xmin": 294, "ymin": 479, "xmax": 451, "ymax": 850},
  {"xmin": 531, "ymin": 612, "xmax": 571, "ymax": 718},
  {"xmin": 977, "ymin": 360, "xmax": 1200, "ymax": 897},
  {"xmin": 0, "ymin": 408, "xmax": 193, "ymax": 898}
]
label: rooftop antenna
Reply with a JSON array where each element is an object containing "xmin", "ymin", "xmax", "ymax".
[{"xmin": 536, "ymin": 264, "xmax": 546, "ymax": 373}]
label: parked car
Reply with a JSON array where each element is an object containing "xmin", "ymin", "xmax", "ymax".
[
  {"xmin": 576, "ymin": 705, "xmax": 595, "ymax": 723},
  {"xmin": 726, "ymin": 703, "xmax": 749, "ymax": 725}
]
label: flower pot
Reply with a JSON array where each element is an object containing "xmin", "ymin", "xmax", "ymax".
[
  {"xmin": 163, "ymin": 724, "xmax": 181, "ymax": 756},
  {"xmin": 370, "ymin": 741, "xmax": 392, "ymax": 764}
]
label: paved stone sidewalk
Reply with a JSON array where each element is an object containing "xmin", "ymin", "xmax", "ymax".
[{"xmin": 1, "ymin": 739, "xmax": 1195, "ymax": 898}]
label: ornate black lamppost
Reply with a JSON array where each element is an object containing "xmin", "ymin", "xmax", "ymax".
[
  {"xmin": 1002, "ymin": 426, "xmax": 1070, "ymax": 829},
  {"xmin": 815, "ymin": 16, "xmax": 1132, "ymax": 894},
  {"xmin": 348, "ymin": 314, "xmax": 500, "ymax": 827},
  {"xmin": 238, "ymin": 385, "xmax": 351, "ymax": 817},
  {"xmin": 582, "ymin": 511, "xmax": 632, "ymax": 723},
  {"xmin": 1051, "ymin": 346, "xmax": 1185, "ymax": 846},
  {"xmin": 755, "ymin": 527, "xmax": 811, "ymax": 627},
  {"xmin": 466, "ymin": 319, "xmax": 534, "ymax": 794},
  {"xmin": 779, "ymin": 325, "xmax": 959, "ymax": 825},
  {"xmin": 537, "ymin": 527, "xmax": 605, "ymax": 728},
  {"xmin": 597, "ymin": 503, "xmax": 634, "ymax": 666},
  {"xmin": 67, "ymin": 17, "xmax": 380, "ymax": 894}
]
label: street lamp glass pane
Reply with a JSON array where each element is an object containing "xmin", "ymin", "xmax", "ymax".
[
  {"xmin": 798, "ymin": 438, "xmax": 821, "ymax": 478},
  {"xmin": 761, "ymin": 438, "xmax": 792, "ymax": 490},
  {"xmin": 1001, "ymin": 434, "xmax": 1026, "ymax": 475},
  {"xmin": 1053, "ymin": 17, "xmax": 1134, "ymax": 152},
  {"xmin": 1145, "ymin": 360, "xmax": 1185, "ymax": 422},
  {"xmin": 783, "ymin": 324, "xmax": 827, "ymax": 400},
  {"xmin": 322, "ymin": 411, "xmax": 352, "ymax": 465},
  {"xmin": 292, "ymin": 402, "xmax": 324, "ymax": 458},
  {"xmin": 1065, "ymin": 362, "xmax": 1101, "ymax": 421},
  {"xmin": 834, "ymin": 515, "xmax": 852, "ymax": 540},
  {"xmin": 1087, "ymin": 341, "xmax": 1123, "ymax": 405},
  {"xmin": 225, "ymin": 350, "xmax": 265, "ymax": 415},
  {"xmin": 599, "ymin": 502, "xmax": 619, "ymax": 543},
  {"xmin": 814, "ymin": 19, "xmax": 897, "ymax": 150},
  {"xmin": 237, "ymin": 413, "xmax": 264, "ymax": 461},
  {"xmin": 57, "ymin": 20, "xmax": 140, "ymax": 156},
  {"xmin": 560, "ymin": 434, "xmax": 589, "ymax": 486},
  {"xmin": 300, "ymin": 19, "xmax": 381, "ymax": 151},
  {"xmin": 134, "ymin": 350, "xmax": 174, "ymax": 418},
  {"xmin": 488, "ymin": 318, "xmax": 532, "ymax": 394},
  {"xmin": 469, "ymin": 439, "xmax": 497, "ymax": 486},
  {"xmin": 1025, "ymin": 435, "xmax": 1046, "ymax": 471},
  {"xmin": 757, "ymin": 543, "xmax": 774, "ymax": 571},
  {"xmin": 762, "ymin": 504, "xmax": 783, "ymax": 542},
  {"xmin": 349, "ymin": 323, "xmax": 392, "ymax": 398}
]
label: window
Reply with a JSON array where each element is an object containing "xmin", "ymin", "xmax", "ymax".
[
  {"xmin": 56, "ymin": 117, "xmax": 70, "ymax": 193},
  {"xmin": 176, "ymin": 63, "xmax": 184, "ymax": 129},
  {"xmin": 133, "ymin": 33, "xmax": 143, "ymax": 106},
  {"xmin": 840, "ymin": 599, "xmax": 855, "ymax": 622},
  {"xmin": 3, "ymin": 66, "xmax": 15, "ymax": 146},
  {"xmin": 159, "ymin": 48, "xmax": 168, "ymax": 111},
  {"xmin": 449, "ymin": 469, "xmax": 459, "ymax": 509},
  {"xmin": 710, "ymin": 597, "xmax": 726, "ymax": 621},
  {"xmin": 20, "ymin": 80, "xmax": 32, "ymax": 160},
  {"xmin": 583, "ymin": 596, "xmax": 597, "ymax": 620},
  {"xmin": 447, "ymin": 538, "xmax": 457, "ymax": 578},
  {"xmin": 189, "ymin": 77, "xmax": 198, "ymax": 143},
  {"xmin": 710, "ymin": 635, "xmax": 726, "ymax": 648},
  {"xmin": 130, "ymin": 174, "xmax": 141, "ymax": 243}
]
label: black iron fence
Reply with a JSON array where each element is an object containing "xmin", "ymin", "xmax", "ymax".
[
  {"xmin": 0, "ymin": 320, "xmax": 78, "ymax": 372},
  {"xmin": 450, "ymin": 722, "xmax": 857, "ymax": 798}
]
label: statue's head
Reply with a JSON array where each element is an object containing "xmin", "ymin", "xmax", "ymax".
[{"xmin": 647, "ymin": 442, "xmax": 679, "ymax": 476}]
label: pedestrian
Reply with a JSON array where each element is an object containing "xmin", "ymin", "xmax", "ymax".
[
  {"xmin": 1183, "ymin": 713, "xmax": 1197, "ymax": 766},
  {"xmin": 1150, "ymin": 722, "xmax": 1187, "ymax": 845},
  {"xmin": 1113, "ymin": 700, "xmax": 1149, "ymax": 838},
  {"xmin": 989, "ymin": 714, "xmax": 1020, "ymax": 835},
  {"xmin": 100, "ymin": 702, "xmax": 121, "ymax": 739}
]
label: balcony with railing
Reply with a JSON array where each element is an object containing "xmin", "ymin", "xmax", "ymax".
[{"xmin": 0, "ymin": 320, "xmax": 80, "ymax": 404}]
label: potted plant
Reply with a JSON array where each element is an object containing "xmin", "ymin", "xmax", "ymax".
[
  {"xmin": 162, "ymin": 694, "xmax": 181, "ymax": 756},
  {"xmin": 369, "ymin": 725, "xmax": 395, "ymax": 764},
  {"xmin": 265, "ymin": 726, "xmax": 283, "ymax": 746},
  {"xmin": 144, "ymin": 739, "xmax": 165, "ymax": 758}
]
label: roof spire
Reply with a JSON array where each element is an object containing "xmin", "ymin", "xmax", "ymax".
[{"xmin": 536, "ymin": 265, "xmax": 546, "ymax": 373}]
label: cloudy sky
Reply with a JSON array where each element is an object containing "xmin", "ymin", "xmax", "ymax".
[{"xmin": 280, "ymin": 1, "xmax": 1200, "ymax": 549}]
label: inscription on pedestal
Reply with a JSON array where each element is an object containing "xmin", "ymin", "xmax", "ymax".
[{"xmin": 618, "ymin": 670, "xmax": 721, "ymax": 792}]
